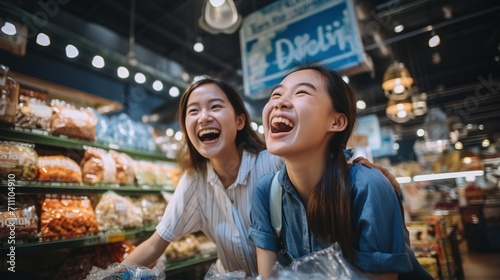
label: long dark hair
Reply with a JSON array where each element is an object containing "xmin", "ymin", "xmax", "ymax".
[
  {"xmin": 176, "ymin": 77, "xmax": 266, "ymax": 176},
  {"xmin": 286, "ymin": 64, "xmax": 357, "ymax": 260}
]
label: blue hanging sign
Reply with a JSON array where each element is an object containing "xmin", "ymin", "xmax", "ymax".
[{"xmin": 240, "ymin": 0, "xmax": 371, "ymax": 99}]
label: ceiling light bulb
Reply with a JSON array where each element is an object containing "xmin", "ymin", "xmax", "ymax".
[
  {"xmin": 152, "ymin": 80, "xmax": 163, "ymax": 91},
  {"xmin": 210, "ymin": 0, "xmax": 225, "ymax": 7},
  {"xmin": 397, "ymin": 110, "xmax": 408, "ymax": 118},
  {"xmin": 204, "ymin": 0, "xmax": 239, "ymax": 30},
  {"xmin": 36, "ymin": 33, "xmax": 51, "ymax": 46},
  {"xmin": 1, "ymin": 22, "xmax": 17, "ymax": 35},
  {"xmin": 134, "ymin": 72, "xmax": 146, "ymax": 84},
  {"xmin": 193, "ymin": 42, "xmax": 204, "ymax": 52},
  {"xmin": 394, "ymin": 24, "xmax": 404, "ymax": 33},
  {"xmin": 429, "ymin": 34, "xmax": 440, "ymax": 47},
  {"xmin": 454, "ymin": 141, "xmax": 463, "ymax": 150},
  {"xmin": 417, "ymin": 129, "xmax": 425, "ymax": 137},
  {"xmin": 169, "ymin": 86, "xmax": 180, "ymax": 97},
  {"xmin": 393, "ymin": 84, "xmax": 405, "ymax": 94},
  {"xmin": 117, "ymin": 66, "xmax": 129, "ymax": 78},
  {"xmin": 65, "ymin": 44, "xmax": 79, "ymax": 58},
  {"xmin": 482, "ymin": 139, "xmax": 490, "ymax": 147},
  {"xmin": 356, "ymin": 100, "xmax": 366, "ymax": 110},
  {"xmin": 92, "ymin": 55, "xmax": 105, "ymax": 68}
]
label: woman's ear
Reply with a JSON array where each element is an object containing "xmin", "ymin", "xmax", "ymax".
[
  {"xmin": 329, "ymin": 113, "xmax": 348, "ymax": 132},
  {"xmin": 237, "ymin": 114, "xmax": 246, "ymax": 131}
]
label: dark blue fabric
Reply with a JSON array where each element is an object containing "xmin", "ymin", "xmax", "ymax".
[{"xmin": 249, "ymin": 163, "xmax": 433, "ymax": 278}]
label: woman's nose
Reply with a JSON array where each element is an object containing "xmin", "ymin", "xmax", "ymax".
[
  {"xmin": 274, "ymin": 98, "xmax": 291, "ymax": 110},
  {"xmin": 198, "ymin": 110, "xmax": 213, "ymax": 123}
]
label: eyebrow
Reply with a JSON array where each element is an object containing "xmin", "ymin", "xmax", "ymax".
[
  {"xmin": 271, "ymin": 82, "xmax": 317, "ymax": 92},
  {"xmin": 187, "ymin": 97, "xmax": 225, "ymax": 107}
]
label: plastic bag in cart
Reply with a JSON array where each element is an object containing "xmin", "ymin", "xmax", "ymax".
[
  {"xmin": 85, "ymin": 255, "xmax": 166, "ymax": 280},
  {"xmin": 270, "ymin": 243, "xmax": 371, "ymax": 280},
  {"xmin": 204, "ymin": 243, "xmax": 371, "ymax": 280}
]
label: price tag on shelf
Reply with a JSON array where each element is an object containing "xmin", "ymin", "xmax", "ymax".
[
  {"xmin": 107, "ymin": 233, "xmax": 126, "ymax": 243},
  {"xmin": 108, "ymin": 143, "xmax": 120, "ymax": 150},
  {"xmin": 83, "ymin": 237, "xmax": 100, "ymax": 246}
]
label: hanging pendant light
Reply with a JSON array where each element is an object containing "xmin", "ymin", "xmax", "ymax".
[
  {"xmin": 199, "ymin": 0, "xmax": 242, "ymax": 34},
  {"xmin": 382, "ymin": 61, "xmax": 413, "ymax": 100},
  {"xmin": 386, "ymin": 98, "xmax": 414, "ymax": 123}
]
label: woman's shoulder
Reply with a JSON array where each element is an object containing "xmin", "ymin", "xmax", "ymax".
[{"xmin": 349, "ymin": 163, "xmax": 391, "ymax": 190}]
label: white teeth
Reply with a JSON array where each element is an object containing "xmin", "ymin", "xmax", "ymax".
[
  {"xmin": 198, "ymin": 128, "xmax": 219, "ymax": 137},
  {"xmin": 271, "ymin": 116, "xmax": 295, "ymax": 128}
]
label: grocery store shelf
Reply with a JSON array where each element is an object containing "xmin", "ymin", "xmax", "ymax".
[
  {"xmin": 0, "ymin": 126, "xmax": 172, "ymax": 161},
  {"xmin": 165, "ymin": 252, "xmax": 218, "ymax": 272},
  {"xmin": 9, "ymin": 71, "xmax": 123, "ymax": 114},
  {"xmin": 0, "ymin": 228, "xmax": 155, "ymax": 255},
  {"xmin": 0, "ymin": 180, "xmax": 175, "ymax": 195}
]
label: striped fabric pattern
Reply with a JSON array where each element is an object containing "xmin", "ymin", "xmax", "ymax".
[{"xmin": 156, "ymin": 150, "xmax": 284, "ymax": 274}]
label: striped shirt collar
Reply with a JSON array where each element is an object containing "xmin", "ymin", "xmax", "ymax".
[{"xmin": 206, "ymin": 150, "xmax": 256, "ymax": 189}]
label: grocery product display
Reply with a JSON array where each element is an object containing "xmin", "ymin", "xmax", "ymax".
[{"xmin": 0, "ymin": 70, "xmax": 216, "ymax": 278}]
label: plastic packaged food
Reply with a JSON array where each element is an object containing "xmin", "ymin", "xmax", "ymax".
[
  {"xmin": 0, "ymin": 64, "xmax": 20, "ymax": 124},
  {"xmin": 50, "ymin": 100, "xmax": 97, "ymax": 141},
  {"xmin": 94, "ymin": 191, "xmax": 143, "ymax": 231},
  {"xmin": 110, "ymin": 151, "xmax": 135, "ymax": 185},
  {"xmin": 0, "ymin": 141, "xmax": 38, "ymax": 180},
  {"xmin": 133, "ymin": 160, "xmax": 157, "ymax": 186},
  {"xmin": 40, "ymin": 195, "xmax": 99, "ymax": 241},
  {"xmin": 16, "ymin": 88, "xmax": 53, "ymax": 130},
  {"xmin": 0, "ymin": 199, "xmax": 39, "ymax": 242},
  {"xmin": 81, "ymin": 147, "xmax": 117, "ymax": 184},
  {"xmin": 37, "ymin": 155, "xmax": 82, "ymax": 183},
  {"xmin": 130, "ymin": 194, "xmax": 167, "ymax": 227}
]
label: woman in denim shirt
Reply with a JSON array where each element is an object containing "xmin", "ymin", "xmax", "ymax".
[{"xmin": 249, "ymin": 64, "xmax": 432, "ymax": 280}]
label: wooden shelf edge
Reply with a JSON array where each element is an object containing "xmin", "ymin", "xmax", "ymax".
[{"xmin": 9, "ymin": 71, "xmax": 123, "ymax": 114}]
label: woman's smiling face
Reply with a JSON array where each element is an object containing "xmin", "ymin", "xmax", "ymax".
[
  {"xmin": 185, "ymin": 83, "xmax": 245, "ymax": 159},
  {"xmin": 262, "ymin": 69, "xmax": 343, "ymax": 157}
]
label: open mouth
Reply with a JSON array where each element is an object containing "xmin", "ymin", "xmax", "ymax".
[
  {"xmin": 271, "ymin": 116, "xmax": 295, "ymax": 133},
  {"xmin": 198, "ymin": 128, "xmax": 221, "ymax": 142}
]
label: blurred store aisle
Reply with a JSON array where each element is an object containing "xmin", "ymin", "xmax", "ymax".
[{"xmin": 462, "ymin": 251, "xmax": 500, "ymax": 279}]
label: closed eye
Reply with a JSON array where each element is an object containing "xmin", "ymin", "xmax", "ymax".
[
  {"xmin": 295, "ymin": 90, "xmax": 310, "ymax": 95},
  {"xmin": 187, "ymin": 108, "xmax": 199, "ymax": 114},
  {"xmin": 270, "ymin": 91, "xmax": 281, "ymax": 99}
]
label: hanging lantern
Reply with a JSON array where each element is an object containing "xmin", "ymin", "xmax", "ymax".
[
  {"xmin": 386, "ymin": 98, "xmax": 414, "ymax": 123},
  {"xmin": 382, "ymin": 61, "xmax": 414, "ymax": 100}
]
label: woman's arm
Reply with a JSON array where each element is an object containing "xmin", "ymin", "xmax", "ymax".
[
  {"xmin": 121, "ymin": 231, "xmax": 170, "ymax": 267},
  {"xmin": 256, "ymin": 247, "xmax": 278, "ymax": 280}
]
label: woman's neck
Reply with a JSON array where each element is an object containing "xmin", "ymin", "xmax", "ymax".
[
  {"xmin": 210, "ymin": 148, "xmax": 242, "ymax": 189},
  {"xmin": 285, "ymin": 148, "xmax": 327, "ymax": 201}
]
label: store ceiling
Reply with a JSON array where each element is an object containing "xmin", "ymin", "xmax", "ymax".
[{"xmin": 5, "ymin": 0, "xmax": 500, "ymax": 150}]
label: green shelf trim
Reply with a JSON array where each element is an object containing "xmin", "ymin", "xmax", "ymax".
[
  {"xmin": 0, "ymin": 228, "xmax": 156, "ymax": 255},
  {"xmin": 0, "ymin": 127, "xmax": 173, "ymax": 161},
  {"xmin": 0, "ymin": 181, "xmax": 175, "ymax": 195},
  {"xmin": 165, "ymin": 252, "xmax": 218, "ymax": 272}
]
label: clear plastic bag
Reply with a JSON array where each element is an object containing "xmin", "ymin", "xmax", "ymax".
[
  {"xmin": 85, "ymin": 255, "xmax": 166, "ymax": 280},
  {"xmin": 270, "ymin": 243, "xmax": 371, "ymax": 280},
  {"xmin": 204, "ymin": 243, "xmax": 370, "ymax": 280}
]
